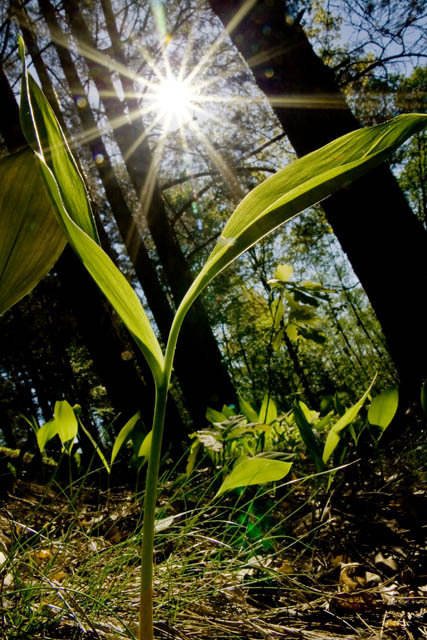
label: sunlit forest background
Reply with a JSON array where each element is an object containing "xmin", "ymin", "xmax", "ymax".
[{"xmin": 1, "ymin": 0, "xmax": 425, "ymax": 458}]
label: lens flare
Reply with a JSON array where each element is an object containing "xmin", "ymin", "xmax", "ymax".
[{"xmin": 151, "ymin": 75, "xmax": 196, "ymax": 128}]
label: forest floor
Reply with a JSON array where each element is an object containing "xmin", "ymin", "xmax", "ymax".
[{"xmin": 0, "ymin": 422, "xmax": 426, "ymax": 640}]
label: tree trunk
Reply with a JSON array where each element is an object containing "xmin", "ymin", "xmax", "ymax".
[
  {"xmin": 59, "ymin": 0, "xmax": 236, "ymax": 419},
  {"xmin": 209, "ymin": 0, "xmax": 427, "ymax": 398}
]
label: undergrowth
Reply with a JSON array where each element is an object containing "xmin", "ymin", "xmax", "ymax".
[{"xmin": 1, "ymin": 416, "xmax": 426, "ymax": 639}]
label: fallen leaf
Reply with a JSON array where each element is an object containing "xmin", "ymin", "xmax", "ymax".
[
  {"xmin": 330, "ymin": 592, "xmax": 378, "ymax": 613},
  {"xmin": 375, "ymin": 552, "xmax": 398, "ymax": 574}
]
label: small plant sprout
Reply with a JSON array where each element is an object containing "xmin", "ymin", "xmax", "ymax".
[{"xmin": 0, "ymin": 37, "xmax": 425, "ymax": 640}]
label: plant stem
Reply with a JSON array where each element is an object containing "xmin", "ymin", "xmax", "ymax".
[
  {"xmin": 139, "ymin": 380, "xmax": 168, "ymax": 640},
  {"xmin": 138, "ymin": 299, "xmax": 198, "ymax": 639}
]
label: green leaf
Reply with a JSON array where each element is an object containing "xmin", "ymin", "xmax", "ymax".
[
  {"xmin": 292, "ymin": 403, "xmax": 324, "ymax": 472},
  {"xmin": 216, "ymin": 456, "xmax": 292, "ymax": 497},
  {"xmin": 36, "ymin": 419, "xmax": 59, "ymax": 453},
  {"xmin": 221, "ymin": 404, "xmax": 237, "ymax": 418},
  {"xmin": 137, "ymin": 430, "xmax": 152, "ymax": 463},
  {"xmin": 298, "ymin": 401, "xmax": 320, "ymax": 424},
  {"xmin": 78, "ymin": 419, "xmax": 110, "ymax": 473},
  {"xmin": 298, "ymin": 326, "xmax": 327, "ymax": 344},
  {"xmin": 239, "ymin": 397, "xmax": 259, "ymax": 423},
  {"xmin": 54, "ymin": 400, "xmax": 78, "ymax": 448},
  {"xmin": 368, "ymin": 388, "xmax": 399, "ymax": 430},
  {"xmin": 174, "ymin": 114, "xmax": 427, "ymax": 330},
  {"xmin": 206, "ymin": 407, "xmax": 227, "ymax": 424},
  {"xmin": 111, "ymin": 412, "xmax": 141, "ymax": 466},
  {"xmin": 285, "ymin": 324, "xmax": 299, "ymax": 341},
  {"xmin": 323, "ymin": 376, "xmax": 376, "ymax": 463},
  {"xmin": 272, "ymin": 326, "xmax": 285, "ymax": 350},
  {"xmin": 0, "ymin": 149, "xmax": 66, "ymax": 314},
  {"xmin": 185, "ymin": 439, "xmax": 201, "ymax": 477},
  {"xmin": 258, "ymin": 394, "xmax": 277, "ymax": 424},
  {"xmin": 274, "ymin": 264, "xmax": 293, "ymax": 282},
  {"xmin": 19, "ymin": 53, "xmax": 164, "ymax": 384},
  {"xmin": 292, "ymin": 289, "xmax": 320, "ymax": 306},
  {"xmin": 19, "ymin": 37, "xmax": 98, "ymax": 243},
  {"xmin": 271, "ymin": 297, "xmax": 285, "ymax": 329}
]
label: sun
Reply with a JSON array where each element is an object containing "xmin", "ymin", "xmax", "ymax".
[{"xmin": 151, "ymin": 75, "xmax": 196, "ymax": 128}]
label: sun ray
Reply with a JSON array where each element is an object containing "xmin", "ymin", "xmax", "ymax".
[{"xmin": 186, "ymin": 0, "xmax": 257, "ymax": 85}]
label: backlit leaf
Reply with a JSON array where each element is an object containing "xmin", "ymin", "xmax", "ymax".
[
  {"xmin": 36, "ymin": 419, "xmax": 59, "ymax": 453},
  {"xmin": 137, "ymin": 430, "xmax": 152, "ymax": 462},
  {"xmin": 206, "ymin": 407, "xmax": 227, "ymax": 423},
  {"xmin": 0, "ymin": 149, "xmax": 66, "ymax": 314},
  {"xmin": 368, "ymin": 388, "xmax": 398, "ymax": 430},
  {"xmin": 258, "ymin": 394, "xmax": 277, "ymax": 424},
  {"xmin": 216, "ymin": 456, "xmax": 292, "ymax": 497},
  {"xmin": 19, "ymin": 37, "xmax": 98, "ymax": 243},
  {"xmin": 111, "ymin": 412, "xmax": 141, "ymax": 466},
  {"xmin": 79, "ymin": 419, "xmax": 110, "ymax": 473},
  {"xmin": 239, "ymin": 397, "xmax": 259, "ymax": 423},
  {"xmin": 54, "ymin": 400, "xmax": 78, "ymax": 446},
  {"xmin": 323, "ymin": 377, "xmax": 376, "ymax": 463},
  {"xmin": 274, "ymin": 264, "xmax": 293, "ymax": 282},
  {"xmin": 19, "ymin": 50, "xmax": 164, "ymax": 383},
  {"xmin": 173, "ymin": 114, "xmax": 427, "ymax": 335},
  {"xmin": 285, "ymin": 324, "xmax": 299, "ymax": 341}
]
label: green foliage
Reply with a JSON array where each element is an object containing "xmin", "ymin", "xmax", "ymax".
[
  {"xmin": 18, "ymin": 38, "xmax": 164, "ymax": 384},
  {"xmin": 188, "ymin": 396, "xmax": 296, "ymax": 476},
  {"xmin": 322, "ymin": 377, "xmax": 376, "ymax": 463},
  {"xmin": 35, "ymin": 400, "xmax": 78, "ymax": 454},
  {"xmin": 0, "ymin": 149, "xmax": 66, "ymax": 314},
  {"xmin": 110, "ymin": 411, "xmax": 141, "ymax": 466},
  {"xmin": 269, "ymin": 263, "xmax": 331, "ymax": 347},
  {"xmin": 291, "ymin": 402, "xmax": 325, "ymax": 472},
  {"xmin": 367, "ymin": 387, "xmax": 399, "ymax": 431},
  {"xmin": 31, "ymin": 400, "xmax": 109, "ymax": 474},
  {"xmin": 3, "ymin": 42, "xmax": 425, "ymax": 639},
  {"xmin": 215, "ymin": 455, "xmax": 293, "ymax": 497}
]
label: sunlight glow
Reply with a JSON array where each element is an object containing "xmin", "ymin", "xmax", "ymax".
[{"xmin": 150, "ymin": 75, "xmax": 196, "ymax": 128}]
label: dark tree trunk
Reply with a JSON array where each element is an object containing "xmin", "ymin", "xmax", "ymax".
[
  {"xmin": 59, "ymin": 0, "xmax": 236, "ymax": 419},
  {"xmin": 209, "ymin": 0, "xmax": 427, "ymax": 398}
]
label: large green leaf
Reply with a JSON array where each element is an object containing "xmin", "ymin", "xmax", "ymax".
[
  {"xmin": 0, "ymin": 149, "xmax": 66, "ymax": 314},
  {"xmin": 216, "ymin": 456, "xmax": 292, "ymax": 497},
  {"xmin": 39, "ymin": 162, "xmax": 164, "ymax": 382},
  {"xmin": 19, "ymin": 42, "xmax": 164, "ymax": 383},
  {"xmin": 174, "ymin": 114, "xmax": 427, "ymax": 329},
  {"xmin": 368, "ymin": 388, "xmax": 399, "ymax": 430}
]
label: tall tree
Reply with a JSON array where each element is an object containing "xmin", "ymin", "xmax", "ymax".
[{"xmin": 209, "ymin": 0, "xmax": 427, "ymax": 398}]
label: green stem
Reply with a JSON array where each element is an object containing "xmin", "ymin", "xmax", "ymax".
[
  {"xmin": 138, "ymin": 309, "xmax": 186, "ymax": 640},
  {"xmin": 139, "ymin": 381, "xmax": 167, "ymax": 640}
]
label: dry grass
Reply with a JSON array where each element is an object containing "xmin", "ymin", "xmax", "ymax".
[{"xmin": 0, "ymin": 430, "xmax": 426, "ymax": 640}]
